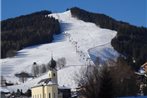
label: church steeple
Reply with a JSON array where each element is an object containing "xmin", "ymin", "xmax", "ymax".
[
  {"xmin": 48, "ymin": 69, "xmax": 58, "ymax": 84},
  {"xmin": 32, "ymin": 52, "xmax": 58, "ymax": 98},
  {"xmin": 49, "ymin": 52, "xmax": 56, "ymax": 69},
  {"xmin": 48, "ymin": 52, "xmax": 58, "ymax": 84},
  {"xmin": 51, "ymin": 51, "xmax": 53, "ymax": 59}
]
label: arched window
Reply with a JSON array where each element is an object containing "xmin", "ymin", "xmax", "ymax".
[{"xmin": 53, "ymin": 73, "xmax": 56, "ymax": 77}]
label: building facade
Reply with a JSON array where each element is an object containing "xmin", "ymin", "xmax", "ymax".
[
  {"xmin": 32, "ymin": 69, "xmax": 58, "ymax": 98},
  {"xmin": 32, "ymin": 57, "xmax": 59, "ymax": 98}
]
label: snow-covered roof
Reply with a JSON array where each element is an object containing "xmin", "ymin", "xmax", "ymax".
[
  {"xmin": 58, "ymin": 86, "xmax": 71, "ymax": 89},
  {"xmin": 36, "ymin": 78, "xmax": 56, "ymax": 86},
  {"xmin": 0, "ymin": 87, "xmax": 10, "ymax": 93}
]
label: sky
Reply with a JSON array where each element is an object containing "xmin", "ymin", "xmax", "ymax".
[{"xmin": 1, "ymin": 0, "xmax": 147, "ymax": 27}]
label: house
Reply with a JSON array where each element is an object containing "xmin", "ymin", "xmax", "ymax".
[
  {"xmin": 0, "ymin": 87, "xmax": 10, "ymax": 98},
  {"xmin": 58, "ymin": 86, "xmax": 71, "ymax": 98},
  {"xmin": 141, "ymin": 62, "xmax": 147, "ymax": 73},
  {"xmin": 31, "ymin": 57, "xmax": 71, "ymax": 98}
]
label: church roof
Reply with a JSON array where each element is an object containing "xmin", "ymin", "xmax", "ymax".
[
  {"xmin": 37, "ymin": 78, "xmax": 56, "ymax": 85},
  {"xmin": 58, "ymin": 86, "xmax": 71, "ymax": 89},
  {"xmin": 0, "ymin": 87, "xmax": 10, "ymax": 93}
]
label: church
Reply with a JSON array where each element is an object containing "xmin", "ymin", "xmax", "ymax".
[{"xmin": 31, "ymin": 57, "xmax": 71, "ymax": 98}]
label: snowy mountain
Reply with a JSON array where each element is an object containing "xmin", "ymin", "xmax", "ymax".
[{"xmin": 0, "ymin": 10, "xmax": 119, "ymax": 92}]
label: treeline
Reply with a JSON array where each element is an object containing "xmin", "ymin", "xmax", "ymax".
[
  {"xmin": 31, "ymin": 57, "xmax": 66, "ymax": 77},
  {"xmin": 70, "ymin": 7, "xmax": 147, "ymax": 70},
  {"xmin": 13, "ymin": 57, "xmax": 66, "ymax": 83},
  {"xmin": 112, "ymin": 26, "xmax": 147, "ymax": 70},
  {"xmin": 1, "ymin": 10, "xmax": 61, "ymax": 58}
]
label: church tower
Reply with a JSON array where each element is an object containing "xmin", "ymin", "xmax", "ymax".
[
  {"xmin": 32, "ymin": 55, "xmax": 59, "ymax": 98},
  {"xmin": 48, "ymin": 69, "xmax": 58, "ymax": 84},
  {"xmin": 48, "ymin": 57, "xmax": 58, "ymax": 84}
]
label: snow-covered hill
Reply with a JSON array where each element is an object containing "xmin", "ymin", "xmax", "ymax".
[{"xmin": 0, "ymin": 10, "xmax": 119, "ymax": 92}]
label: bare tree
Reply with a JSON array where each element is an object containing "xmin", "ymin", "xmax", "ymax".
[
  {"xmin": 109, "ymin": 57, "xmax": 138, "ymax": 97},
  {"xmin": 75, "ymin": 65, "xmax": 102, "ymax": 98},
  {"xmin": 75, "ymin": 56, "xmax": 138, "ymax": 98},
  {"xmin": 40, "ymin": 64, "xmax": 47, "ymax": 74},
  {"xmin": 15, "ymin": 72, "xmax": 31, "ymax": 83},
  {"xmin": 99, "ymin": 66, "xmax": 115, "ymax": 98},
  {"xmin": 57, "ymin": 57, "xmax": 66, "ymax": 69},
  {"xmin": 31, "ymin": 62, "xmax": 39, "ymax": 77}
]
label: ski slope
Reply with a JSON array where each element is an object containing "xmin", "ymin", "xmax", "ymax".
[{"xmin": 0, "ymin": 10, "xmax": 119, "ymax": 92}]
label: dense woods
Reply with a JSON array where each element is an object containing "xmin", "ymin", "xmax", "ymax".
[
  {"xmin": 70, "ymin": 7, "xmax": 147, "ymax": 70},
  {"xmin": 1, "ymin": 10, "xmax": 61, "ymax": 58}
]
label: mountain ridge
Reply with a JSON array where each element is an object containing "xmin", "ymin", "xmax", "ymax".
[
  {"xmin": 69, "ymin": 7, "xmax": 147, "ymax": 69},
  {"xmin": 2, "ymin": 7, "xmax": 147, "ymax": 69},
  {"xmin": 1, "ymin": 10, "xmax": 118, "ymax": 92}
]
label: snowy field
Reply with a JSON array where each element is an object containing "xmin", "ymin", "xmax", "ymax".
[{"xmin": 0, "ymin": 10, "xmax": 118, "ymax": 92}]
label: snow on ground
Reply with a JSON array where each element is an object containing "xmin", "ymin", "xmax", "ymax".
[
  {"xmin": 88, "ymin": 43, "xmax": 120, "ymax": 64},
  {"xmin": 0, "ymin": 10, "xmax": 118, "ymax": 92},
  {"xmin": 1, "ymin": 40, "xmax": 82, "ymax": 82},
  {"xmin": 3, "ymin": 65, "xmax": 85, "ymax": 92},
  {"xmin": 49, "ymin": 11, "xmax": 119, "ymax": 65},
  {"xmin": 0, "ymin": 87, "xmax": 10, "ymax": 93}
]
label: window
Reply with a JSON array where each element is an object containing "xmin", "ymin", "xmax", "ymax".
[
  {"xmin": 49, "ymin": 93, "xmax": 51, "ymax": 98},
  {"xmin": 53, "ymin": 73, "xmax": 56, "ymax": 77}
]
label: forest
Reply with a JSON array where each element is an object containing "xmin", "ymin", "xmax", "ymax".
[
  {"xmin": 1, "ymin": 10, "xmax": 61, "ymax": 58},
  {"xmin": 70, "ymin": 7, "xmax": 147, "ymax": 70}
]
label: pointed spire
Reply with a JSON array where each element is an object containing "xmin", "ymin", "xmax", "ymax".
[
  {"xmin": 49, "ymin": 51, "xmax": 56, "ymax": 69},
  {"xmin": 51, "ymin": 50, "xmax": 53, "ymax": 59}
]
